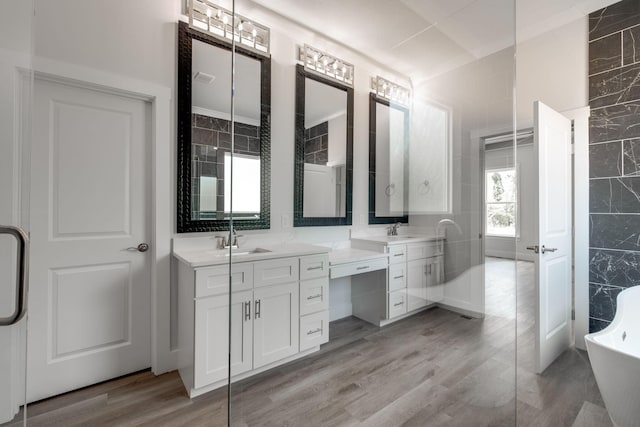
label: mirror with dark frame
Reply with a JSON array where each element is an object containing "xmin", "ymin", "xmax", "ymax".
[
  {"xmin": 369, "ymin": 93, "xmax": 409, "ymax": 224},
  {"xmin": 294, "ymin": 64, "xmax": 353, "ymax": 227},
  {"xmin": 177, "ymin": 21, "xmax": 271, "ymax": 233}
]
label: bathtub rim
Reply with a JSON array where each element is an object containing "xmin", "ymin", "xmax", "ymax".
[{"xmin": 585, "ymin": 286, "xmax": 640, "ymax": 362}]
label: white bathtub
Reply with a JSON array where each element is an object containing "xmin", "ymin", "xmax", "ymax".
[{"xmin": 585, "ymin": 286, "xmax": 640, "ymax": 427}]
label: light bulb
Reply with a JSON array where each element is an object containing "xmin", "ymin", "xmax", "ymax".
[
  {"xmin": 342, "ymin": 65, "xmax": 346, "ymax": 74},
  {"xmin": 222, "ymin": 15, "xmax": 228, "ymax": 25},
  {"xmin": 333, "ymin": 61, "xmax": 338, "ymax": 70},
  {"xmin": 206, "ymin": 9, "xmax": 212, "ymax": 17},
  {"xmin": 322, "ymin": 57, "xmax": 328, "ymax": 66},
  {"xmin": 238, "ymin": 22, "xmax": 244, "ymax": 31},
  {"xmin": 313, "ymin": 53, "xmax": 318, "ymax": 62},
  {"xmin": 252, "ymin": 28, "xmax": 257, "ymax": 38}
]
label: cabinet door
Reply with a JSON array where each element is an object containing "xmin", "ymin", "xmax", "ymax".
[
  {"xmin": 426, "ymin": 256, "xmax": 445, "ymax": 303},
  {"xmin": 253, "ymin": 282, "xmax": 299, "ymax": 369},
  {"xmin": 194, "ymin": 290, "xmax": 253, "ymax": 388},
  {"xmin": 407, "ymin": 258, "xmax": 428, "ymax": 311}
]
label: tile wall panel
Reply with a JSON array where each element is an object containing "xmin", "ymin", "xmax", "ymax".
[{"xmin": 589, "ymin": 0, "xmax": 640, "ymax": 332}]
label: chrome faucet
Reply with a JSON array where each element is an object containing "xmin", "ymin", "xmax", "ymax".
[
  {"xmin": 388, "ymin": 222, "xmax": 403, "ymax": 236},
  {"xmin": 215, "ymin": 228, "xmax": 243, "ymax": 249}
]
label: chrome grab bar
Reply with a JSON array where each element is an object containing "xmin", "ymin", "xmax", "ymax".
[{"xmin": 0, "ymin": 225, "xmax": 29, "ymax": 326}]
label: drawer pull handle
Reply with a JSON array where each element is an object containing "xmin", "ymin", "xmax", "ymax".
[
  {"xmin": 244, "ymin": 301, "xmax": 251, "ymax": 321},
  {"xmin": 393, "ymin": 301, "xmax": 404, "ymax": 307},
  {"xmin": 393, "ymin": 253, "xmax": 404, "ymax": 257},
  {"xmin": 307, "ymin": 294, "xmax": 322, "ymax": 300},
  {"xmin": 307, "ymin": 266, "xmax": 323, "ymax": 271},
  {"xmin": 393, "ymin": 275, "xmax": 404, "ymax": 279},
  {"xmin": 307, "ymin": 328, "xmax": 322, "ymax": 335},
  {"xmin": 255, "ymin": 299, "xmax": 261, "ymax": 319},
  {"xmin": 356, "ymin": 266, "xmax": 369, "ymax": 270}
]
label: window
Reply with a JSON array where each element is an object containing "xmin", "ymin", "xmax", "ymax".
[
  {"xmin": 224, "ymin": 152, "xmax": 261, "ymax": 218},
  {"xmin": 485, "ymin": 168, "xmax": 516, "ymax": 237}
]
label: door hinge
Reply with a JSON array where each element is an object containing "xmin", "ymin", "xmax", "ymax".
[{"xmin": 571, "ymin": 309, "xmax": 575, "ymax": 320}]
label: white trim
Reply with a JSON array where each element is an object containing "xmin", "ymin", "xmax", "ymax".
[
  {"xmin": 562, "ymin": 106, "xmax": 590, "ymax": 351},
  {"xmin": 30, "ymin": 57, "xmax": 175, "ymax": 373}
]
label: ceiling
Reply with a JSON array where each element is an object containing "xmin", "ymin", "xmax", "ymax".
[
  {"xmin": 192, "ymin": 38, "xmax": 261, "ymax": 123},
  {"xmin": 249, "ymin": 0, "xmax": 620, "ymax": 84},
  {"xmin": 304, "ymin": 78, "xmax": 347, "ymax": 128}
]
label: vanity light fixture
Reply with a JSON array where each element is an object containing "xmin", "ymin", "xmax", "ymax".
[
  {"xmin": 189, "ymin": 0, "xmax": 270, "ymax": 56},
  {"xmin": 371, "ymin": 75, "xmax": 411, "ymax": 107},
  {"xmin": 299, "ymin": 44, "xmax": 354, "ymax": 87}
]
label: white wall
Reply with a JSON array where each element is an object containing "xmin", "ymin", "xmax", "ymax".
[{"xmin": 516, "ymin": 17, "xmax": 588, "ymax": 126}]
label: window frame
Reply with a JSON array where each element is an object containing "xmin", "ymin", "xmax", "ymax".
[{"xmin": 485, "ymin": 166, "xmax": 519, "ymax": 238}]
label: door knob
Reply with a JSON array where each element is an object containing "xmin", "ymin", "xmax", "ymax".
[
  {"xmin": 526, "ymin": 245, "xmax": 539, "ymax": 254},
  {"xmin": 127, "ymin": 243, "xmax": 150, "ymax": 252},
  {"xmin": 541, "ymin": 245, "xmax": 557, "ymax": 254}
]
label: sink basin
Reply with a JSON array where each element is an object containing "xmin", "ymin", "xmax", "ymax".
[
  {"xmin": 204, "ymin": 247, "xmax": 272, "ymax": 257},
  {"xmin": 225, "ymin": 247, "xmax": 271, "ymax": 256}
]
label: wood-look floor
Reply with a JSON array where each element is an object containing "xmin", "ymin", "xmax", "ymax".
[{"xmin": 9, "ymin": 258, "xmax": 611, "ymax": 426}]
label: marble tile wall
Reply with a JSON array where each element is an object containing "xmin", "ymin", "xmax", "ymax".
[
  {"xmin": 304, "ymin": 121, "xmax": 329, "ymax": 165},
  {"xmin": 190, "ymin": 114, "xmax": 261, "ymax": 218},
  {"xmin": 589, "ymin": 0, "xmax": 640, "ymax": 332}
]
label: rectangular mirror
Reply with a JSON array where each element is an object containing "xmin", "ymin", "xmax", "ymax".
[
  {"xmin": 369, "ymin": 93, "xmax": 409, "ymax": 224},
  {"xmin": 294, "ymin": 64, "xmax": 353, "ymax": 226},
  {"xmin": 177, "ymin": 21, "xmax": 271, "ymax": 232}
]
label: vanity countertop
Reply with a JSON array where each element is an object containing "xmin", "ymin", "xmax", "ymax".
[
  {"xmin": 173, "ymin": 241, "xmax": 330, "ymax": 268},
  {"xmin": 350, "ymin": 234, "xmax": 443, "ymax": 245},
  {"xmin": 328, "ymin": 248, "xmax": 388, "ymax": 266}
]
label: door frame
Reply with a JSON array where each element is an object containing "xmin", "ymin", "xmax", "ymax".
[
  {"xmin": 561, "ymin": 106, "xmax": 590, "ymax": 351},
  {"xmin": 24, "ymin": 56, "xmax": 174, "ymax": 374},
  {"xmin": 473, "ymin": 106, "xmax": 589, "ymax": 352}
]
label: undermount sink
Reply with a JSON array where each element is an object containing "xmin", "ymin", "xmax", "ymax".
[{"xmin": 204, "ymin": 247, "xmax": 272, "ymax": 257}]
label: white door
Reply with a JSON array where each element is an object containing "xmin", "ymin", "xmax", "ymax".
[
  {"xmin": 27, "ymin": 77, "xmax": 151, "ymax": 402},
  {"xmin": 253, "ymin": 282, "xmax": 299, "ymax": 369},
  {"xmin": 194, "ymin": 290, "xmax": 253, "ymax": 388},
  {"xmin": 531, "ymin": 101, "xmax": 573, "ymax": 374}
]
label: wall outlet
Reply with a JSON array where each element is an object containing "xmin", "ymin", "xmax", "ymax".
[{"xmin": 281, "ymin": 214, "xmax": 291, "ymax": 228}]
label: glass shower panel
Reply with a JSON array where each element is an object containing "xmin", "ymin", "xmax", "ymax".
[
  {"xmin": 0, "ymin": 1, "xmax": 33, "ymax": 425},
  {"xmin": 228, "ymin": 0, "xmax": 517, "ymax": 425}
]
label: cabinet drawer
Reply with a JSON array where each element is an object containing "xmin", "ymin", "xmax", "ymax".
[
  {"xmin": 387, "ymin": 244, "xmax": 407, "ymax": 265},
  {"xmin": 195, "ymin": 263, "xmax": 253, "ymax": 298},
  {"xmin": 300, "ymin": 254, "xmax": 329, "ymax": 280},
  {"xmin": 299, "ymin": 310, "xmax": 329, "ymax": 351},
  {"xmin": 300, "ymin": 277, "xmax": 329, "ymax": 316},
  {"xmin": 254, "ymin": 257, "xmax": 299, "ymax": 288},
  {"xmin": 329, "ymin": 256, "xmax": 387, "ymax": 279},
  {"xmin": 407, "ymin": 242, "xmax": 438, "ymax": 261},
  {"xmin": 388, "ymin": 264, "xmax": 406, "ymax": 292},
  {"xmin": 388, "ymin": 289, "xmax": 408, "ymax": 319}
]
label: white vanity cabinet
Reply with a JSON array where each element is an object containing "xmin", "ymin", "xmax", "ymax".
[
  {"xmin": 351, "ymin": 236, "xmax": 444, "ymax": 324},
  {"xmin": 177, "ymin": 252, "xmax": 329, "ymax": 397},
  {"xmin": 406, "ymin": 243, "xmax": 444, "ymax": 312},
  {"xmin": 298, "ymin": 254, "xmax": 330, "ymax": 351}
]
